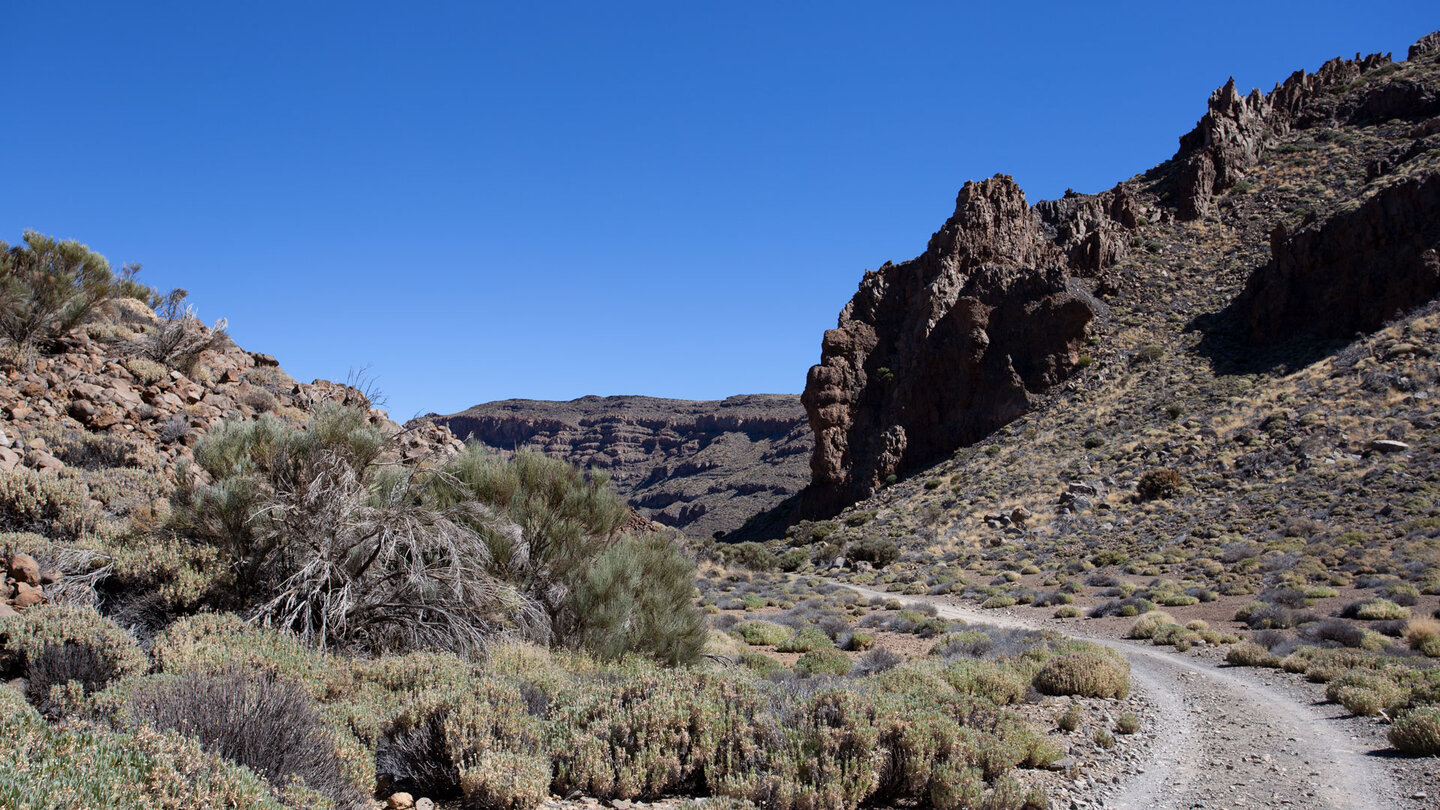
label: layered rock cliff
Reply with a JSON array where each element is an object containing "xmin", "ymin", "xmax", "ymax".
[
  {"xmin": 418, "ymin": 395, "xmax": 810, "ymax": 537},
  {"xmin": 799, "ymin": 176, "xmax": 1099, "ymax": 514}
]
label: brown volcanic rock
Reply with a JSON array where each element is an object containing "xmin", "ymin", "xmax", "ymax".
[
  {"xmin": 1171, "ymin": 51, "xmax": 1413, "ymax": 219},
  {"xmin": 419, "ymin": 395, "xmax": 810, "ymax": 537},
  {"xmin": 1232, "ymin": 171, "xmax": 1440, "ymax": 345},
  {"xmin": 800, "ymin": 175, "xmax": 1096, "ymax": 515},
  {"xmin": 1035, "ymin": 185, "xmax": 1147, "ymax": 291}
]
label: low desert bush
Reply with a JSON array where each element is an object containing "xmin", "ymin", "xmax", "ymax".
[
  {"xmin": 1389, "ymin": 707, "xmax": 1440, "ymax": 755},
  {"xmin": 795, "ymin": 647, "xmax": 853, "ymax": 676},
  {"xmin": 1057, "ymin": 704, "xmax": 1083, "ymax": 732},
  {"xmin": 1405, "ymin": 617, "xmax": 1440, "ymax": 657},
  {"xmin": 0, "ymin": 606, "xmax": 148, "ymax": 714},
  {"xmin": 847, "ymin": 536, "xmax": 901, "ymax": 568},
  {"xmin": 1136, "ymin": 468, "xmax": 1182, "ymax": 500},
  {"xmin": 0, "ymin": 469, "xmax": 95, "ymax": 541},
  {"xmin": 0, "ymin": 684, "xmax": 286, "ymax": 810},
  {"xmin": 776, "ymin": 627, "xmax": 834, "ymax": 653},
  {"xmin": 732, "ymin": 621, "xmax": 790, "ymax": 646},
  {"xmin": 1032, "ymin": 652, "xmax": 1129, "ymax": 699},
  {"xmin": 1115, "ymin": 712, "xmax": 1140, "ymax": 734},
  {"xmin": 1225, "ymin": 642, "xmax": 1280, "ymax": 668},
  {"xmin": 138, "ymin": 288, "xmax": 229, "ymax": 373},
  {"xmin": 1341, "ymin": 599, "xmax": 1410, "ymax": 621},
  {"xmin": 1125, "ymin": 611, "xmax": 1175, "ymax": 640},
  {"xmin": 124, "ymin": 666, "xmax": 366, "ymax": 809}
]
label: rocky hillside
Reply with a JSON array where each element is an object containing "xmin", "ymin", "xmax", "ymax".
[
  {"xmin": 795, "ymin": 32, "xmax": 1440, "ymax": 524},
  {"xmin": 417, "ymin": 395, "xmax": 810, "ymax": 537},
  {"xmin": 782, "ymin": 32, "xmax": 1440, "ymax": 611},
  {"xmin": 0, "ymin": 295, "xmax": 467, "ymax": 618}
]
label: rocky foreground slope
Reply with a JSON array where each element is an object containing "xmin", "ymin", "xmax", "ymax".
[{"xmin": 416, "ymin": 395, "xmax": 810, "ymax": 537}]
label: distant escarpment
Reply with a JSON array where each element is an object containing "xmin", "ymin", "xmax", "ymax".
[
  {"xmin": 800, "ymin": 176, "xmax": 1105, "ymax": 515},
  {"xmin": 418, "ymin": 395, "xmax": 810, "ymax": 537}
]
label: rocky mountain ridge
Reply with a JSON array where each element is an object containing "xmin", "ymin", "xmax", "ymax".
[
  {"xmin": 792, "ymin": 32, "xmax": 1440, "ymax": 523},
  {"xmin": 417, "ymin": 395, "xmax": 810, "ymax": 537}
]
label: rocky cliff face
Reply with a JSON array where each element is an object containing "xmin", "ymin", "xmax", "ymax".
[
  {"xmin": 800, "ymin": 176, "xmax": 1099, "ymax": 514},
  {"xmin": 419, "ymin": 395, "xmax": 810, "ymax": 537},
  {"xmin": 1232, "ymin": 171, "xmax": 1440, "ymax": 344},
  {"xmin": 796, "ymin": 31, "xmax": 1440, "ymax": 524}
]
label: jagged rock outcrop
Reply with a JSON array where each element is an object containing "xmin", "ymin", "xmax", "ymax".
[
  {"xmin": 419, "ymin": 395, "xmax": 810, "ymax": 537},
  {"xmin": 1035, "ymin": 185, "xmax": 1147, "ymax": 292},
  {"xmin": 800, "ymin": 175, "xmax": 1096, "ymax": 515},
  {"xmin": 1231, "ymin": 171, "xmax": 1440, "ymax": 344},
  {"xmin": 1172, "ymin": 51, "xmax": 1411, "ymax": 219}
]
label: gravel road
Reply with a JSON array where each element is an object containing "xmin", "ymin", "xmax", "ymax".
[{"xmin": 843, "ymin": 586, "xmax": 1424, "ymax": 810}]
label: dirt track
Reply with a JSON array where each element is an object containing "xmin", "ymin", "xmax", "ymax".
[{"xmin": 844, "ymin": 586, "xmax": 1418, "ymax": 810}]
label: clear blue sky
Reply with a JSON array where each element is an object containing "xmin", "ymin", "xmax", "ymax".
[{"xmin": 3, "ymin": 3, "xmax": 1435, "ymax": 420}]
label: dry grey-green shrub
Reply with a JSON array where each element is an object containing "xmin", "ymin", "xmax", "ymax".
[
  {"xmin": 1389, "ymin": 707, "xmax": 1440, "ymax": 755},
  {"xmin": 170, "ymin": 406, "xmax": 544, "ymax": 658},
  {"xmin": 136, "ymin": 288, "xmax": 228, "ymax": 373},
  {"xmin": 434, "ymin": 448, "xmax": 704, "ymax": 663},
  {"xmin": 0, "ymin": 231, "xmax": 119, "ymax": 355},
  {"xmin": 172, "ymin": 409, "xmax": 700, "ymax": 665},
  {"xmin": 0, "ymin": 606, "xmax": 148, "ymax": 717},
  {"xmin": 0, "ymin": 469, "xmax": 95, "ymax": 541},
  {"xmin": 1032, "ymin": 652, "xmax": 1130, "ymax": 699},
  {"xmin": 125, "ymin": 665, "xmax": 366, "ymax": 809}
]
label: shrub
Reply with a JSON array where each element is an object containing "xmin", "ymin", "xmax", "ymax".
[
  {"xmin": 1054, "ymin": 605, "xmax": 1081, "ymax": 618},
  {"xmin": 1032, "ymin": 652, "xmax": 1129, "ymax": 699},
  {"xmin": 1136, "ymin": 468, "xmax": 1182, "ymax": 500},
  {"xmin": 570, "ymin": 533, "xmax": 707, "ymax": 666},
  {"xmin": 852, "ymin": 647, "xmax": 901, "ymax": 676},
  {"xmin": 776, "ymin": 627, "xmax": 834, "ymax": 653},
  {"xmin": 171, "ymin": 409, "xmax": 541, "ymax": 656},
  {"xmin": 732, "ymin": 621, "xmax": 790, "ymax": 646},
  {"xmin": 778, "ymin": 548, "xmax": 809, "ymax": 573},
  {"xmin": 847, "ymin": 536, "xmax": 900, "ymax": 568},
  {"xmin": 1406, "ymin": 618, "xmax": 1440, "ymax": 657},
  {"xmin": 1125, "ymin": 611, "xmax": 1176, "ymax": 640},
  {"xmin": 124, "ymin": 666, "xmax": 366, "ymax": 808},
  {"xmin": 846, "ymin": 631, "xmax": 876, "ymax": 651},
  {"xmin": 0, "ymin": 606, "xmax": 148, "ymax": 714},
  {"xmin": 122, "ymin": 357, "xmax": 168, "ymax": 384},
  {"xmin": 1115, "ymin": 712, "xmax": 1140, "ymax": 734},
  {"xmin": 460, "ymin": 752, "xmax": 550, "ymax": 810},
  {"xmin": 1351, "ymin": 599, "xmax": 1409, "ymax": 621},
  {"xmin": 1057, "ymin": 705, "xmax": 1082, "ymax": 732},
  {"xmin": 0, "ymin": 469, "xmax": 94, "ymax": 541},
  {"xmin": 139, "ymin": 288, "xmax": 229, "ymax": 373},
  {"xmin": 1225, "ymin": 642, "xmax": 1280, "ymax": 667},
  {"xmin": 438, "ymin": 447, "xmax": 703, "ymax": 660},
  {"xmin": 729, "ymin": 542, "xmax": 779, "ymax": 572},
  {"xmin": 795, "ymin": 647, "xmax": 853, "ymax": 676},
  {"xmin": 1389, "ymin": 707, "xmax": 1440, "ymax": 755},
  {"xmin": 0, "ymin": 231, "xmax": 120, "ymax": 354},
  {"xmin": 174, "ymin": 412, "xmax": 702, "ymax": 663},
  {"xmin": 0, "ymin": 685, "xmax": 285, "ymax": 810}
]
